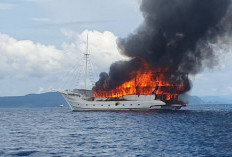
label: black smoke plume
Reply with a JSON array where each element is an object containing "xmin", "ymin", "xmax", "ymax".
[{"xmin": 94, "ymin": 0, "xmax": 232, "ymax": 92}]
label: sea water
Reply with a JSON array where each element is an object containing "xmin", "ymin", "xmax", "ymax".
[{"xmin": 0, "ymin": 104, "xmax": 232, "ymax": 157}]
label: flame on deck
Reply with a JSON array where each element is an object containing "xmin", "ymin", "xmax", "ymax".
[{"xmin": 93, "ymin": 62, "xmax": 188, "ymax": 101}]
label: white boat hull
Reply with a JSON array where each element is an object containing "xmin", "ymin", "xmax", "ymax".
[{"xmin": 61, "ymin": 91, "xmax": 183, "ymax": 111}]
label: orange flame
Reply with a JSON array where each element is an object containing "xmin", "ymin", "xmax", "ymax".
[{"xmin": 93, "ymin": 61, "xmax": 186, "ymax": 101}]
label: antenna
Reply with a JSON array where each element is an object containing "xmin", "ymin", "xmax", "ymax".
[{"xmin": 84, "ymin": 33, "xmax": 90, "ymax": 89}]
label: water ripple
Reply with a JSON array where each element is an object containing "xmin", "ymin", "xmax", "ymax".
[{"xmin": 0, "ymin": 105, "xmax": 232, "ymax": 156}]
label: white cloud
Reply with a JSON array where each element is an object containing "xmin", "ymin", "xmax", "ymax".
[
  {"xmin": 0, "ymin": 3, "xmax": 14, "ymax": 10},
  {"xmin": 0, "ymin": 29, "xmax": 232, "ymax": 97},
  {"xmin": 0, "ymin": 33, "xmax": 63, "ymax": 78},
  {"xmin": 0, "ymin": 30, "xmax": 125, "ymax": 95},
  {"xmin": 79, "ymin": 30, "xmax": 127, "ymax": 69},
  {"xmin": 60, "ymin": 29, "xmax": 128, "ymax": 90},
  {"xmin": 61, "ymin": 29, "xmax": 127, "ymax": 74}
]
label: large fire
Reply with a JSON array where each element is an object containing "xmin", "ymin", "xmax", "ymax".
[{"xmin": 93, "ymin": 61, "xmax": 187, "ymax": 102}]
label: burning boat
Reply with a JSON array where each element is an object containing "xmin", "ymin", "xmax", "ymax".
[
  {"xmin": 61, "ymin": 37, "xmax": 188, "ymax": 111},
  {"xmin": 61, "ymin": 89, "xmax": 186, "ymax": 111},
  {"xmin": 61, "ymin": 63, "xmax": 189, "ymax": 111},
  {"xmin": 61, "ymin": 70, "xmax": 188, "ymax": 111},
  {"xmin": 61, "ymin": 0, "xmax": 231, "ymax": 111}
]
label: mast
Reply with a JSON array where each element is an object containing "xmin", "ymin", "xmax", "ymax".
[{"xmin": 84, "ymin": 34, "xmax": 90, "ymax": 89}]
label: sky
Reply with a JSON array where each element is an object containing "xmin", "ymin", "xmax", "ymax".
[{"xmin": 0, "ymin": 0, "xmax": 232, "ymax": 97}]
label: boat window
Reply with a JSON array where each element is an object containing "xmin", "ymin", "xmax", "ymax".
[
  {"xmin": 101, "ymin": 105, "xmax": 103, "ymax": 106},
  {"xmin": 130, "ymin": 104, "xmax": 132, "ymax": 106},
  {"xmin": 138, "ymin": 104, "xmax": 140, "ymax": 106},
  {"xmin": 86, "ymin": 104, "xmax": 88, "ymax": 106},
  {"xmin": 123, "ymin": 104, "xmax": 125, "ymax": 106},
  {"xmin": 93, "ymin": 104, "xmax": 95, "ymax": 106},
  {"xmin": 108, "ymin": 105, "xmax": 110, "ymax": 106}
]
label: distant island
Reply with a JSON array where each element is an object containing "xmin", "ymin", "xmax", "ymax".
[
  {"xmin": 180, "ymin": 94, "xmax": 232, "ymax": 105},
  {"xmin": 0, "ymin": 92, "xmax": 231, "ymax": 108},
  {"xmin": 0, "ymin": 92, "xmax": 67, "ymax": 108}
]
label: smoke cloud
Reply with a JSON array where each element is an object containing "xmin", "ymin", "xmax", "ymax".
[{"xmin": 94, "ymin": 0, "xmax": 232, "ymax": 92}]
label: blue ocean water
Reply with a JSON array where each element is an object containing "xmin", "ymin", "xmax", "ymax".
[{"xmin": 0, "ymin": 105, "xmax": 232, "ymax": 157}]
